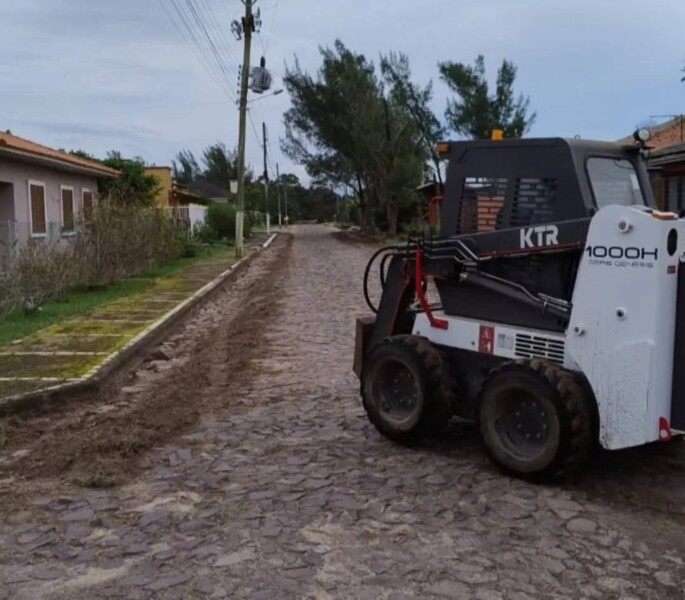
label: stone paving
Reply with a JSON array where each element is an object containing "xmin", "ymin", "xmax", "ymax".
[
  {"xmin": 0, "ymin": 236, "xmax": 268, "ymax": 401},
  {"xmin": 2, "ymin": 225, "xmax": 685, "ymax": 599}
]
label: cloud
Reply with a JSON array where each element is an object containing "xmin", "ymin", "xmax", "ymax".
[{"xmin": 1, "ymin": 0, "xmax": 684, "ymax": 181}]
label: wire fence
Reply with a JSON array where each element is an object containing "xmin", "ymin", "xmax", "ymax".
[
  {"xmin": 0, "ymin": 209, "xmax": 211, "ymax": 267},
  {"xmin": 0, "ymin": 221, "xmax": 80, "ymax": 265},
  {"xmin": 0, "ymin": 213, "xmax": 209, "ymax": 268},
  {"xmin": 164, "ymin": 205, "xmax": 208, "ymax": 233}
]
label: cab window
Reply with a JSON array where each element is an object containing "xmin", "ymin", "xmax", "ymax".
[{"xmin": 587, "ymin": 158, "xmax": 645, "ymax": 208}]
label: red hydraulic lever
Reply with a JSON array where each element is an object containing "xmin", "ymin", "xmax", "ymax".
[{"xmin": 415, "ymin": 246, "xmax": 448, "ymax": 330}]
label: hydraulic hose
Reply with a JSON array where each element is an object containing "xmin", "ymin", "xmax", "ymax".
[
  {"xmin": 363, "ymin": 245, "xmax": 410, "ymax": 314},
  {"xmin": 379, "ymin": 252, "xmax": 391, "ymax": 288}
]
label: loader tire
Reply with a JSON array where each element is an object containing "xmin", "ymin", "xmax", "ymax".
[
  {"xmin": 362, "ymin": 335, "xmax": 457, "ymax": 443},
  {"xmin": 479, "ymin": 359, "xmax": 593, "ymax": 482}
]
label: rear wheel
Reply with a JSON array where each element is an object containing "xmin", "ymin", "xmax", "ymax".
[
  {"xmin": 479, "ymin": 359, "xmax": 593, "ymax": 481},
  {"xmin": 362, "ymin": 335, "xmax": 457, "ymax": 442}
]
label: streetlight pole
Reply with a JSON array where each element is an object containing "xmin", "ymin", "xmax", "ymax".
[
  {"xmin": 246, "ymin": 88, "xmax": 283, "ymax": 104},
  {"xmin": 234, "ymin": 0, "xmax": 255, "ymax": 258}
]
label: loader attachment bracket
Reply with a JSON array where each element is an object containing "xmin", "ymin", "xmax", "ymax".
[{"xmin": 414, "ymin": 246, "xmax": 448, "ymax": 330}]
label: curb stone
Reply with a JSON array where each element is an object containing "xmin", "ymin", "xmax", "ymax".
[{"xmin": 0, "ymin": 233, "xmax": 279, "ymax": 416}]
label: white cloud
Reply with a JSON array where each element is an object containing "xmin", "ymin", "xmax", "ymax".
[{"xmin": 1, "ymin": 0, "xmax": 684, "ymax": 182}]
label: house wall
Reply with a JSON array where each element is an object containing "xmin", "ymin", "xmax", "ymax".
[
  {"xmin": 0, "ymin": 156, "xmax": 98, "ymax": 238},
  {"xmin": 145, "ymin": 167, "xmax": 172, "ymax": 207},
  {"xmin": 188, "ymin": 204, "xmax": 208, "ymax": 228}
]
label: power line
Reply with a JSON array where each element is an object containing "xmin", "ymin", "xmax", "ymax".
[
  {"xmin": 263, "ymin": 0, "xmax": 280, "ymax": 54},
  {"xmin": 247, "ymin": 110, "xmax": 262, "ymax": 150},
  {"xmin": 185, "ymin": 0, "xmax": 238, "ymax": 85},
  {"xmin": 195, "ymin": 0, "xmax": 241, "ymax": 74},
  {"xmin": 161, "ymin": 0, "xmax": 237, "ymax": 101}
]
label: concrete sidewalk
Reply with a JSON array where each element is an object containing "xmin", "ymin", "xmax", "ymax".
[{"xmin": 0, "ymin": 234, "xmax": 273, "ymax": 403}]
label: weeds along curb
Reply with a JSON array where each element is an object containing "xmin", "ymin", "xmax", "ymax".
[{"xmin": 0, "ymin": 233, "xmax": 279, "ymax": 417}]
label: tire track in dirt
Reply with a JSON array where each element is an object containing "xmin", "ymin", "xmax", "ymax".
[{"xmin": 0, "ymin": 235, "xmax": 292, "ymax": 502}]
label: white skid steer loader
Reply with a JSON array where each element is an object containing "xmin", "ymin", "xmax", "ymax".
[{"xmin": 353, "ymin": 130, "xmax": 685, "ymax": 481}]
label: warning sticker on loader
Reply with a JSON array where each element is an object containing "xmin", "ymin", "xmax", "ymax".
[
  {"xmin": 479, "ymin": 326, "xmax": 495, "ymax": 354},
  {"xmin": 497, "ymin": 333, "xmax": 514, "ymax": 351}
]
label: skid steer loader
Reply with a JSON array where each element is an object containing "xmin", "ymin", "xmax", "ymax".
[{"xmin": 353, "ymin": 130, "xmax": 685, "ymax": 481}]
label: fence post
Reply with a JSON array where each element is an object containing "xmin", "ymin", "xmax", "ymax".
[{"xmin": 9, "ymin": 220, "xmax": 16, "ymax": 260}]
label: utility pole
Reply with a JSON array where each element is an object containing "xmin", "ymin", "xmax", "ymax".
[
  {"xmin": 234, "ymin": 0, "xmax": 255, "ymax": 258},
  {"xmin": 276, "ymin": 163, "xmax": 282, "ymax": 227},
  {"xmin": 283, "ymin": 178, "xmax": 288, "ymax": 225},
  {"xmin": 262, "ymin": 121, "xmax": 270, "ymax": 235}
]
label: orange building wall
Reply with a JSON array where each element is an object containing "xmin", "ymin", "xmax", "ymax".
[{"xmin": 144, "ymin": 166, "xmax": 172, "ymax": 206}]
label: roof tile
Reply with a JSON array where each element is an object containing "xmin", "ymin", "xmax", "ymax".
[{"xmin": 0, "ymin": 131, "xmax": 119, "ymax": 177}]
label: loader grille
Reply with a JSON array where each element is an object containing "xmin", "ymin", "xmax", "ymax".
[
  {"xmin": 514, "ymin": 333, "xmax": 565, "ymax": 364},
  {"xmin": 510, "ymin": 178, "xmax": 557, "ymax": 227}
]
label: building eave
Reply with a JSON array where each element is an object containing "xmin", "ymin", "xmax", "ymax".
[
  {"xmin": 645, "ymin": 142, "xmax": 685, "ymax": 168},
  {"xmin": 0, "ymin": 147, "xmax": 119, "ymax": 178}
]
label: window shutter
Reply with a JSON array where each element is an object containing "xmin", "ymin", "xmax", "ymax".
[
  {"xmin": 62, "ymin": 188, "xmax": 74, "ymax": 231},
  {"xmin": 30, "ymin": 184, "xmax": 46, "ymax": 235},
  {"xmin": 82, "ymin": 190, "xmax": 93, "ymax": 218}
]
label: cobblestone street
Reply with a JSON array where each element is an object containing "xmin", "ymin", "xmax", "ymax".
[{"xmin": 2, "ymin": 225, "xmax": 685, "ymax": 599}]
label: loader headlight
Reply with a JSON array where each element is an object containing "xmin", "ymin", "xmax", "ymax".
[{"xmin": 633, "ymin": 128, "xmax": 651, "ymax": 144}]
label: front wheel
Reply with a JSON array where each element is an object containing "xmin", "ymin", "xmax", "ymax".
[
  {"xmin": 361, "ymin": 335, "xmax": 457, "ymax": 442},
  {"xmin": 479, "ymin": 359, "xmax": 593, "ymax": 481}
]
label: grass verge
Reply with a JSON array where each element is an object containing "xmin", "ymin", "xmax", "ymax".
[{"xmin": 0, "ymin": 245, "xmax": 234, "ymax": 346}]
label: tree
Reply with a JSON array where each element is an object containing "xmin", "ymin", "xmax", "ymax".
[
  {"xmin": 282, "ymin": 40, "xmax": 425, "ymax": 235},
  {"xmin": 380, "ymin": 52, "xmax": 445, "ymax": 184},
  {"xmin": 439, "ymin": 55, "xmax": 536, "ymax": 139},
  {"xmin": 283, "ymin": 40, "xmax": 386, "ymax": 231},
  {"xmin": 99, "ymin": 151, "xmax": 161, "ymax": 206},
  {"xmin": 203, "ymin": 143, "xmax": 238, "ymax": 188},
  {"xmin": 172, "ymin": 149, "xmax": 201, "ymax": 184},
  {"xmin": 69, "ymin": 149, "xmax": 96, "ymax": 161}
]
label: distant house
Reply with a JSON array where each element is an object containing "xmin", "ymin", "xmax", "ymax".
[
  {"xmin": 0, "ymin": 131, "xmax": 119, "ymax": 260},
  {"xmin": 186, "ymin": 179, "xmax": 232, "ymax": 204},
  {"xmin": 143, "ymin": 166, "xmax": 208, "ymax": 231},
  {"xmin": 619, "ymin": 116, "xmax": 685, "ymax": 212},
  {"xmin": 143, "ymin": 166, "xmax": 207, "ymax": 206}
]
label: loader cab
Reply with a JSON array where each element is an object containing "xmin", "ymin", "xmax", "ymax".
[
  {"xmin": 434, "ymin": 138, "xmax": 656, "ymax": 334},
  {"xmin": 438, "ymin": 137, "xmax": 655, "ymax": 238}
]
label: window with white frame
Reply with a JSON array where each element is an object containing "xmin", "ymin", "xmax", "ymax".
[
  {"xmin": 28, "ymin": 180, "xmax": 47, "ymax": 236},
  {"xmin": 61, "ymin": 186, "xmax": 75, "ymax": 232}
]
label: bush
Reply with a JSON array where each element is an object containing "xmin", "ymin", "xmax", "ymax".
[
  {"xmin": 177, "ymin": 231, "xmax": 200, "ymax": 258},
  {"xmin": 194, "ymin": 221, "xmax": 218, "ymax": 244},
  {"xmin": 206, "ymin": 203, "xmax": 251, "ymax": 241},
  {"xmin": 0, "ymin": 197, "xmax": 185, "ymax": 316},
  {"xmin": 73, "ymin": 200, "xmax": 180, "ymax": 287},
  {"xmin": 206, "ymin": 203, "xmax": 235, "ymax": 240},
  {"xmin": 0, "ymin": 240, "xmax": 75, "ymax": 314}
]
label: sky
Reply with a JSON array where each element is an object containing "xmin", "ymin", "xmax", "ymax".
[{"xmin": 1, "ymin": 0, "xmax": 684, "ymax": 185}]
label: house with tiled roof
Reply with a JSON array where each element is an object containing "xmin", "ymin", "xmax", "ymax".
[
  {"xmin": 619, "ymin": 116, "xmax": 685, "ymax": 211},
  {"xmin": 0, "ymin": 130, "xmax": 119, "ymax": 261}
]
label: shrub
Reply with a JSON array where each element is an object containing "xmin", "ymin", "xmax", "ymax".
[
  {"xmin": 0, "ymin": 197, "xmax": 184, "ymax": 316},
  {"xmin": 0, "ymin": 240, "xmax": 75, "ymax": 314},
  {"xmin": 206, "ymin": 203, "xmax": 235, "ymax": 240},
  {"xmin": 206, "ymin": 203, "xmax": 251, "ymax": 242},
  {"xmin": 177, "ymin": 231, "xmax": 200, "ymax": 258},
  {"xmin": 194, "ymin": 221, "xmax": 218, "ymax": 244},
  {"xmin": 73, "ymin": 200, "xmax": 179, "ymax": 287}
]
